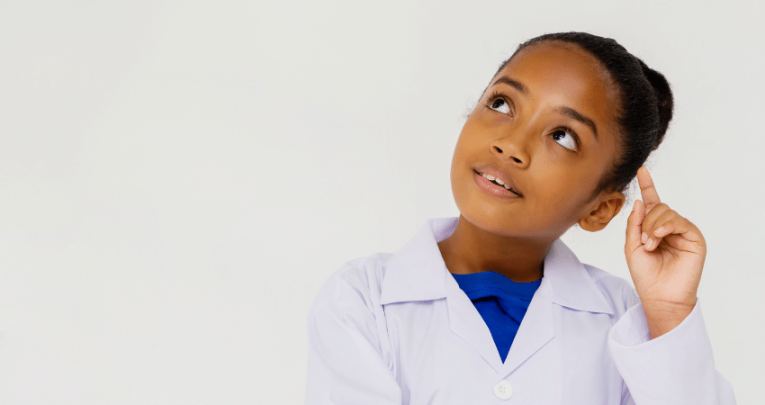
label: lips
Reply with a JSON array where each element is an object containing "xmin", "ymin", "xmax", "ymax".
[{"xmin": 473, "ymin": 164, "xmax": 523, "ymax": 197}]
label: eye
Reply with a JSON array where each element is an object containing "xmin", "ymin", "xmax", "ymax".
[
  {"xmin": 550, "ymin": 128, "xmax": 579, "ymax": 151},
  {"xmin": 488, "ymin": 98, "xmax": 511, "ymax": 114}
]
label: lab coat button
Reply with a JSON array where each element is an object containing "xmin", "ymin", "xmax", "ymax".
[{"xmin": 493, "ymin": 380, "xmax": 513, "ymax": 400}]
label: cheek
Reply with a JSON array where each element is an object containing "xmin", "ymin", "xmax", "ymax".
[
  {"xmin": 530, "ymin": 160, "xmax": 598, "ymax": 215},
  {"xmin": 449, "ymin": 139, "xmax": 471, "ymax": 205},
  {"xmin": 540, "ymin": 171, "xmax": 594, "ymax": 205},
  {"xmin": 449, "ymin": 138, "xmax": 465, "ymax": 185}
]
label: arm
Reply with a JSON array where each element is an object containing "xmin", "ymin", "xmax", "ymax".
[
  {"xmin": 305, "ymin": 275, "xmax": 402, "ymax": 405},
  {"xmin": 617, "ymin": 168, "xmax": 736, "ymax": 404},
  {"xmin": 609, "ymin": 298, "xmax": 736, "ymax": 405}
]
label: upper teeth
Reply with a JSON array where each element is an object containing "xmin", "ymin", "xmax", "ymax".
[{"xmin": 481, "ymin": 173, "xmax": 511, "ymax": 190}]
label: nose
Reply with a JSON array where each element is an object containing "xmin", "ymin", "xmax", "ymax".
[{"xmin": 490, "ymin": 129, "xmax": 531, "ymax": 168}]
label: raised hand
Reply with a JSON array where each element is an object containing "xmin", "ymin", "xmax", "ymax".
[{"xmin": 625, "ymin": 167, "xmax": 706, "ymax": 338}]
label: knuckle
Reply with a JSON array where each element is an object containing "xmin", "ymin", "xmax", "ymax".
[{"xmin": 657, "ymin": 208, "xmax": 675, "ymax": 222}]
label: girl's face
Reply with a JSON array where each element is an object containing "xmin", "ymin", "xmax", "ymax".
[{"xmin": 450, "ymin": 42, "xmax": 624, "ymax": 241}]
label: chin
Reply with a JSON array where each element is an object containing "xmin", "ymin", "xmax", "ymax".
[
  {"xmin": 458, "ymin": 201, "xmax": 567, "ymax": 242},
  {"xmin": 459, "ymin": 206, "xmax": 521, "ymax": 237}
]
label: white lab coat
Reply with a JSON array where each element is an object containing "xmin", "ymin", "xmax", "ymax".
[{"xmin": 305, "ymin": 217, "xmax": 736, "ymax": 404}]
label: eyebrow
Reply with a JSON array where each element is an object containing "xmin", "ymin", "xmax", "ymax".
[
  {"xmin": 491, "ymin": 76, "xmax": 528, "ymax": 95},
  {"xmin": 492, "ymin": 75, "xmax": 599, "ymax": 140},
  {"xmin": 554, "ymin": 106, "xmax": 598, "ymax": 139}
]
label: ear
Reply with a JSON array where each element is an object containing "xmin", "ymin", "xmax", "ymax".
[{"xmin": 578, "ymin": 191, "xmax": 626, "ymax": 232}]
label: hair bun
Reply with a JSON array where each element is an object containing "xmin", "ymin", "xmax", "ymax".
[{"xmin": 636, "ymin": 58, "xmax": 674, "ymax": 150}]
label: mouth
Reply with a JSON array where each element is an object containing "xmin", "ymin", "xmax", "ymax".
[{"xmin": 473, "ymin": 168, "xmax": 523, "ymax": 198}]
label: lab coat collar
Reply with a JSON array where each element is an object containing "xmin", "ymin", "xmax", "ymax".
[
  {"xmin": 380, "ymin": 217, "xmax": 614, "ymax": 316},
  {"xmin": 380, "ymin": 217, "xmax": 457, "ymax": 305}
]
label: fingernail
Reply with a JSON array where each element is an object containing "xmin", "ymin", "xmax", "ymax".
[
  {"xmin": 655, "ymin": 227, "xmax": 664, "ymax": 236},
  {"xmin": 641, "ymin": 232, "xmax": 648, "ymax": 244}
]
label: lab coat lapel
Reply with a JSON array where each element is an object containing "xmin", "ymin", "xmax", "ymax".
[
  {"xmin": 446, "ymin": 274, "xmax": 505, "ymax": 372},
  {"xmin": 383, "ymin": 217, "xmax": 506, "ymax": 371},
  {"xmin": 498, "ymin": 239, "xmax": 614, "ymax": 378},
  {"xmin": 498, "ymin": 281, "xmax": 555, "ymax": 377}
]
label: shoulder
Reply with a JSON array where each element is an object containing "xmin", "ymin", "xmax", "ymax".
[
  {"xmin": 309, "ymin": 252, "xmax": 393, "ymax": 314},
  {"xmin": 582, "ymin": 264, "xmax": 641, "ymax": 317}
]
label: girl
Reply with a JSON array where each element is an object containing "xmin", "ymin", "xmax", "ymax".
[{"xmin": 304, "ymin": 32, "xmax": 736, "ymax": 404}]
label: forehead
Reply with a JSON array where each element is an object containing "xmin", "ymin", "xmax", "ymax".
[{"xmin": 496, "ymin": 42, "xmax": 619, "ymax": 129}]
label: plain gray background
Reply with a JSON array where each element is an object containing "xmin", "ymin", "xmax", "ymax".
[{"xmin": 0, "ymin": 0, "xmax": 762, "ymax": 403}]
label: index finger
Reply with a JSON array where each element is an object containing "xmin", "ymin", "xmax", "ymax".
[{"xmin": 637, "ymin": 167, "xmax": 661, "ymax": 211}]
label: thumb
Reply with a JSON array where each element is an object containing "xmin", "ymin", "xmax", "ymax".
[{"xmin": 625, "ymin": 199, "xmax": 645, "ymax": 255}]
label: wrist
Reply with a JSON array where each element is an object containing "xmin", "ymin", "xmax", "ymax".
[{"xmin": 641, "ymin": 298, "xmax": 696, "ymax": 339}]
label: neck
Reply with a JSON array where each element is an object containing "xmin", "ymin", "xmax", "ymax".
[{"xmin": 437, "ymin": 215, "xmax": 553, "ymax": 282}]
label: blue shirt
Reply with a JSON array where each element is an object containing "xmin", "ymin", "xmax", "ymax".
[{"xmin": 451, "ymin": 271, "xmax": 542, "ymax": 362}]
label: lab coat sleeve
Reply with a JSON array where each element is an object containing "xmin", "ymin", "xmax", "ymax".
[
  {"xmin": 304, "ymin": 271, "xmax": 402, "ymax": 405},
  {"xmin": 608, "ymin": 298, "xmax": 736, "ymax": 405}
]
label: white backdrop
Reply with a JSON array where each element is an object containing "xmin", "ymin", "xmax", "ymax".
[{"xmin": 0, "ymin": 0, "xmax": 762, "ymax": 403}]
